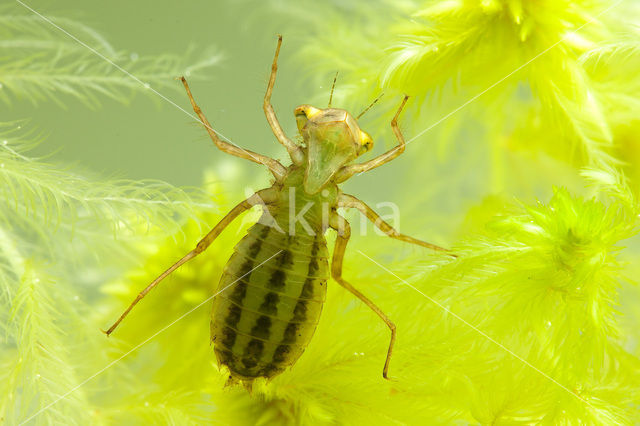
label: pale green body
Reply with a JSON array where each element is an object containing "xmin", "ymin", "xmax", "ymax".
[
  {"xmin": 211, "ymin": 167, "xmax": 338, "ymax": 380},
  {"xmin": 106, "ymin": 40, "xmax": 414, "ymax": 384}
]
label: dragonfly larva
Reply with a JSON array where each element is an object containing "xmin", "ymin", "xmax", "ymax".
[{"xmin": 104, "ymin": 35, "xmax": 451, "ymax": 385}]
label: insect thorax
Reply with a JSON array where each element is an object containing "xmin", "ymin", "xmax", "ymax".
[{"xmin": 260, "ymin": 166, "xmax": 339, "ymax": 237}]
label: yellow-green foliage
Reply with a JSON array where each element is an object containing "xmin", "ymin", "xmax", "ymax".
[
  {"xmin": 281, "ymin": 0, "xmax": 640, "ymax": 189},
  {"xmin": 2, "ymin": 2, "xmax": 640, "ymax": 425},
  {"xmin": 0, "ymin": 6, "xmax": 219, "ymax": 107},
  {"xmin": 0, "ymin": 10, "xmax": 220, "ymax": 425},
  {"xmin": 93, "ymin": 178, "xmax": 639, "ymax": 424}
]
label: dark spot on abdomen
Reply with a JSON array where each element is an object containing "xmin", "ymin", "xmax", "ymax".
[
  {"xmin": 251, "ymin": 315, "xmax": 272, "ymax": 340},
  {"xmin": 242, "ymin": 339, "xmax": 265, "ymax": 368},
  {"xmin": 273, "ymin": 344, "xmax": 291, "ymax": 364},
  {"xmin": 259, "ymin": 292, "xmax": 280, "ymax": 315},
  {"xmin": 282, "ymin": 322, "xmax": 299, "ymax": 344},
  {"xmin": 220, "ymin": 326, "xmax": 237, "ymax": 349},
  {"xmin": 292, "ymin": 299, "xmax": 308, "ymax": 322}
]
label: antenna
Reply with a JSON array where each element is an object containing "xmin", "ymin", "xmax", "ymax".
[
  {"xmin": 356, "ymin": 93, "xmax": 384, "ymax": 119},
  {"xmin": 328, "ymin": 71, "xmax": 339, "ymax": 107}
]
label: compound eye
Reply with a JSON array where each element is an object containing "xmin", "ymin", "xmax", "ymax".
[
  {"xmin": 294, "ymin": 108, "xmax": 308, "ymax": 132},
  {"xmin": 358, "ymin": 131, "xmax": 373, "ymax": 155},
  {"xmin": 294, "ymin": 105, "xmax": 321, "ymax": 132}
]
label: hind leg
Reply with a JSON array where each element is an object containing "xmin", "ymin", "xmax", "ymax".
[
  {"xmin": 330, "ymin": 213, "xmax": 397, "ymax": 379},
  {"xmin": 104, "ymin": 187, "xmax": 278, "ymax": 335}
]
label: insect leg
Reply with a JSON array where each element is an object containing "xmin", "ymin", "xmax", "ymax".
[
  {"xmin": 263, "ymin": 35, "xmax": 304, "ymax": 165},
  {"xmin": 103, "ymin": 187, "xmax": 279, "ymax": 336},
  {"xmin": 337, "ymin": 193, "xmax": 455, "ymax": 255},
  {"xmin": 336, "ymin": 96, "xmax": 409, "ymax": 182},
  {"xmin": 179, "ymin": 76, "xmax": 287, "ymax": 181},
  {"xmin": 330, "ymin": 213, "xmax": 397, "ymax": 379}
]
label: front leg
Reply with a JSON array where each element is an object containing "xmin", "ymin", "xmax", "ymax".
[
  {"xmin": 180, "ymin": 76, "xmax": 287, "ymax": 181},
  {"xmin": 336, "ymin": 96, "xmax": 409, "ymax": 182},
  {"xmin": 263, "ymin": 35, "xmax": 304, "ymax": 165}
]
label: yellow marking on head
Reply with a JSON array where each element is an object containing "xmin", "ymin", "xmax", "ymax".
[
  {"xmin": 294, "ymin": 105, "xmax": 320, "ymax": 118},
  {"xmin": 294, "ymin": 105, "xmax": 322, "ymax": 132},
  {"xmin": 359, "ymin": 130, "xmax": 373, "ymax": 154}
]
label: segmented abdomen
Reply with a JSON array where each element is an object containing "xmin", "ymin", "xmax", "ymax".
[{"xmin": 211, "ymin": 219, "xmax": 329, "ymax": 380}]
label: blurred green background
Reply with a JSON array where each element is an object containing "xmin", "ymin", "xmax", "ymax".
[
  {"xmin": 3, "ymin": 0, "xmax": 640, "ymax": 424},
  {"xmin": 9, "ymin": 0, "xmax": 298, "ymax": 185},
  {"xmin": 6, "ymin": 0, "xmax": 473, "ymax": 241}
]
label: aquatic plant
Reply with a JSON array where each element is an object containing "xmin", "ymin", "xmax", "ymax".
[
  {"xmin": 1, "ymin": 1, "xmax": 639, "ymax": 425},
  {"xmin": 277, "ymin": 0, "xmax": 640, "ymax": 191},
  {"xmin": 0, "ymin": 8, "xmax": 219, "ymax": 424}
]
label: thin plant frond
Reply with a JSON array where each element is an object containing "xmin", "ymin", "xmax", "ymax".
[
  {"xmin": 0, "ymin": 121, "xmax": 216, "ymax": 238},
  {"xmin": 0, "ymin": 10, "xmax": 221, "ymax": 108}
]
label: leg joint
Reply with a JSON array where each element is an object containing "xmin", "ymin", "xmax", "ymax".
[
  {"xmin": 195, "ymin": 240, "xmax": 208, "ymax": 253},
  {"xmin": 330, "ymin": 266, "xmax": 341, "ymax": 281}
]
